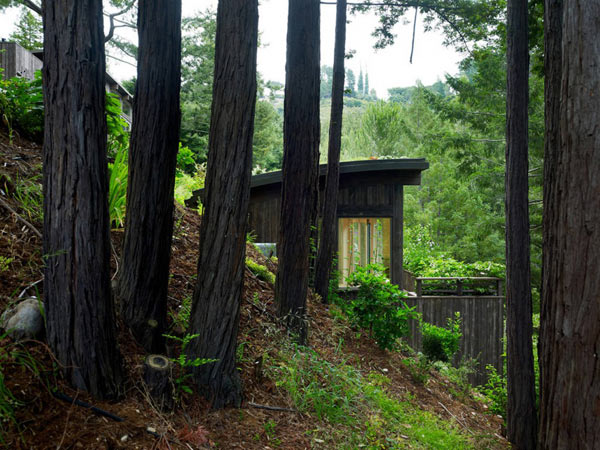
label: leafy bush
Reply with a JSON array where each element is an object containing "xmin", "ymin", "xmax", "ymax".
[
  {"xmin": 107, "ymin": 144, "xmax": 128, "ymax": 228},
  {"xmin": 479, "ymin": 364, "xmax": 507, "ymax": 418},
  {"xmin": 163, "ymin": 333, "xmax": 216, "ymax": 398},
  {"xmin": 403, "ymin": 225, "xmax": 505, "ymax": 294},
  {"xmin": 343, "ymin": 263, "xmax": 419, "ymax": 351},
  {"xmin": 421, "ymin": 312, "xmax": 462, "ymax": 362},
  {"xmin": 0, "ymin": 70, "xmax": 43, "ymax": 142},
  {"xmin": 246, "ymin": 258, "xmax": 275, "ymax": 284},
  {"xmin": 403, "ymin": 354, "xmax": 431, "ymax": 385}
]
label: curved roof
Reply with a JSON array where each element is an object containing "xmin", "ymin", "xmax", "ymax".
[{"xmin": 251, "ymin": 158, "xmax": 429, "ymax": 189}]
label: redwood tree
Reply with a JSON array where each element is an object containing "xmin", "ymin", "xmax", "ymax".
[
  {"xmin": 275, "ymin": 0, "xmax": 321, "ymax": 343},
  {"xmin": 117, "ymin": 0, "xmax": 181, "ymax": 352},
  {"xmin": 314, "ymin": 0, "xmax": 346, "ymax": 303},
  {"xmin": 539, "ymin": 1, "xmax": 600, "ymax": 447},
  {"xmin": 504, "ymin": 0, "xmax": 538, "ymax": 448},
  {"xmin": 186, "ymin": 0, "xmax": 258, "ymax": 408},
  {"xmin": 42, "ymin": 0, "xmax": 123, "ymax": 398}
]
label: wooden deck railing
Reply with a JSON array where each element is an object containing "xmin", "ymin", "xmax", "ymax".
[{"xmin": 415, "ymin": 276, "xmax": 503, "ymax": 297}]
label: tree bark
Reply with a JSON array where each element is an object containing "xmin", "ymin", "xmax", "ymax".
[
  {"xmin": 42, "ymin": 0, "xmax": 123, "ymax": 399},
  {"xmin": 314, "ymin": 0, "xmax": 346, "ymax": 303},
  {"xmin": 143, "ymin": 354, "xmax": 173, "ymax": 412},
  {"xmin": 186, "ymin": 0, "xmax": 258, "ymax": 409},
  {"xmin": 539, "ymin": 2, "xmax": 600, "ymax": 448},
  {"xmin": 117, "ymin": 0, "xmax": 181, "ymax": 352},
  {"xmin": 539, "ymin": 4, "xmax": 561, "ymax": 447},
  {"xmin": 505, "ymin": 0, "xmax": 538, "ymax": 448},
  {"xmin": 275, "ymin": 0, "xmax": 321, "ymax": 343}
]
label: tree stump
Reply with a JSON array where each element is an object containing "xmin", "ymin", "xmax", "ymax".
[{"xmin": 143, "ymin": 354, "xmax": 173, "ymax": 411}]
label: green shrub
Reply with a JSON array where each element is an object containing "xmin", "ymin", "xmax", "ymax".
[
  {"xmin": 343, "ymin": 263, "xmax": 419, "ymax": 351},
  {"xmin": 479, "ymin": 364, "xmax": 507, "ymax": 418},
  {"xmin": 421, "ymin": 312, "xmax": 462, "ymax": 362},
  {"xmin": 0, "ymin": 256, "xmax": 13, "ymax": 273},
  {"xmin": 0, "ymin": 70, "xmax": 43, "ymax": 142},
  {"xmin": 246, "ymin": 258, "xmax": 275, "ymax": 284},
  {"xmin": 107, "ymin": 144, "xmax": 128, "ymax": 228}
]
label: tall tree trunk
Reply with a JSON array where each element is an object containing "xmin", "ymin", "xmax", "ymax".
[
  {"xmin": 505, "ymin": 0, "xmax": 538, "ymax": 448},
  {"xmin": 117, "ymin": 0, "xmax": 182, "ymax": 352},
  {"xmin": 539, "ymin": 2, "xmax": 561, "ymax": 446},
  {"xmin": 275, "ymin": 0, "xmax": 321, "ymax": 343},
  {"xmin": 42, "ymin": 0, "xmax": 123, "ymax": 399},
  {"xmin": 314, "ymin": 0, "xmax": 346, "ymax": 302},
  {"xmin": 186, "ymin": 0, "xmax": 258, "ymax": 409},
  {"xmin": 539, "ymin": 2, "xmax": 600, "ymax": 447}
]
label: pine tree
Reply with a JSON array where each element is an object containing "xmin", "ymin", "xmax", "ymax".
[
  {"xmin": 365, "ymin": 72, "xmax": 370, "ymax": 98},
  {"xmin": 357, "ymin": 68, "xmax": 364, "ymax": 97},
  {"xmin": 10, "ymin": 8, "xmax": 42, "ymax": 50}
]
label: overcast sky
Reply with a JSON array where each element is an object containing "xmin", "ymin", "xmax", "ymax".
[{"xmin": 0, "ymin": 1, "xmax": 462, "ymax": 99}]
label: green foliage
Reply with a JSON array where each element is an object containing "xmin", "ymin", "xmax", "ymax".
[
  {"xmin": 169, "ymin": 295, "xmax": 192, "ymax": 331},
  {"xmin": 342, "ymin": 264, "xmax": 418, "ymax": 351},
  {"xmin": 252, "ymin": 100, "xmax": 283, "ymax": 172},
  {"xmin": 403, "ymin": 354, "xmax": 432, "ymax": 385},
  {"xmin": 479, "ymin": 364, "xmax": 507, "ymax": 418},
  {"xmin": 403, "ymin": 225, "xmax": 505, "ymax": 294},
  {"xmin": 246, "ymin": 258, "xmax": 275, "ymax": 285},
  {"xmin": 12, "ymin": 173, "xmax": 42, "ymax": 223},
  {"xmin": 9, "ymin": 8, "xmax": 42, "ymax": 50},
  {"xmin": 0, "ymin": 335, "xmax": 45, "ymax": 443},
  {"xmin": 270, "ymin": 344, "xmax": 474, "ymax": 448},
  {"xmin": 0, "ymin": 256, "xmax": 13, "ymax": 273},
  {"xmin": 180, "ymin": 11, "xmax": 216, "ymax": 163},
  {"xmin": 105, "ymin": 92, "xmax": 129, "ymax": 157},
  {"xmin": 163, "ymin": 333, "xmax": 216, "ymax": 397},
  {"xmin": 0, "ymin": 70, "xmax": 43, "ymax": 142},
  {"xmin": 107, "ymin": 143, "xmax": 128, "ymax": 228},
  {"xmin": 174, "ymin": 145, "xmax": 204, "ymax": 206},
  {"xmin": 421, "ymin": 312, "xmax": 462, "ymax": 362}
]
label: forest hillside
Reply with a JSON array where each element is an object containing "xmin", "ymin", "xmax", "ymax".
[{"xmin": 0, "ymin": 127, "xmax": 509, "ymax": 449}]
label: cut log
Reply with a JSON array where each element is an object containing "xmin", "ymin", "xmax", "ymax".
[{"xmin": 143, "ymin": 354, "xmax": 173, "ymax": 411}]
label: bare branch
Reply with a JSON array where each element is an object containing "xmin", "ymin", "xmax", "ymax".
[
  {"xmin": 20, "ymin": 0, "xmax": 41, "ymax": 15},
  {"xmin": 104, "ymin": 1, "xmax": 136, "ymax": 43}
]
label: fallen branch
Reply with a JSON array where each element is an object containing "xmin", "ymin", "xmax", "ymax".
[
  {"xmin": 0, "ymin": 196, "xmax": 42, "ymax": 238},
  {"xmin": 52, "ymin": 390, "xmax": 124, "ymax": 422},
  {"xmin": 18, "ymin": 277, "xmax": 43, "ymax": 298},
  {"xmin": 437, "ymin": 401, "xmax": 473, "ymax": 434},
  {"xmin": 247, "ymin": 401, "xmax": 299, "ymax": 413}
]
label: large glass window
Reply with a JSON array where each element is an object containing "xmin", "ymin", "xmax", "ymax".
[{"xmin": 337, "ymin": 218, "xmax": 391, "ymax": 286}]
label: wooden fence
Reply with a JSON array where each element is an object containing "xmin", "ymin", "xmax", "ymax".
[{"xmin": 404, "ymin": 277, "xmax": 504, "ymax": 386}]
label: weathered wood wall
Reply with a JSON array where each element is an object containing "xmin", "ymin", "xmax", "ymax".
[
  {"xmin": 404, "ymin": 295, "xmax": 504, "ymax": 386},
  {"xmin": 0, "ymin": 42, "xmax": 42, "ymax": 80},
  {"xmin": 247, "ymin": 168, "xmax": 421, "ymax": 288}
]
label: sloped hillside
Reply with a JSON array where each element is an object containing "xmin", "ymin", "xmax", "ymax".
[{"xmin": 0, "ymin": 128, "xmax": 509, "ymax": 449}]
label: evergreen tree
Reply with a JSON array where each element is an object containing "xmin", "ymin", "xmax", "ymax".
[
  {"xmin": 42, "ymin": 0, "xmax": 123, "ymax": 399},
  {"xmin": 10, "ymin": 8, "xmax": 42, "ymax": 50},
  {"xmin": 357, "ymin": 68, "xmax": 364, "ymax": 97},
  {"xmin": 345, "ymin": 68, "xmax": 356, "ymax": 97},
  {"xmin": 364, "ymin": 72, "xmax": 370, "ymax": 97},
  {"xmin": 186, "ymin": 0, "xmax": 258, "ymax": 408},
  {"xmin": 276, "ymin": 0, "xmax": 320, "ymax": 343},
  {"xmin": 117, "ymin": 0, "xmax": 182, "ymax": 352}
]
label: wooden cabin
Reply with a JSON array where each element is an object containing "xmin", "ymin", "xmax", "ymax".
[{"xmin": 247, "ymin": 158, "xmax": 429, "ymax": 289}]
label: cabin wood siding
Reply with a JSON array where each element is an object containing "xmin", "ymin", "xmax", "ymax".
[
  {"xmin": 404, "ymin": 295, "xmax": 504, "ymax": 386},
  {"xmin": 247, "ymin": 165, "xmax": 422, "ymax": 288}
]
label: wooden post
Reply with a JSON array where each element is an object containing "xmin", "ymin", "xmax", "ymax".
[
  {"xmin": 496, "ymin": 279, "xmax": 503, "ymax": 296},
  {"xmin": 416, "ymin": 279, "xmax": 422, "ymax": 297},
  {"xmin": 456, "ymin": 279, "xmax": 463, "ymax": 296}
]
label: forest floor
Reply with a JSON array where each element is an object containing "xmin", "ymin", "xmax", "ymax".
[{"xmin": 0, "ymin": 128, "xmax": 510, "ymax": 449}]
